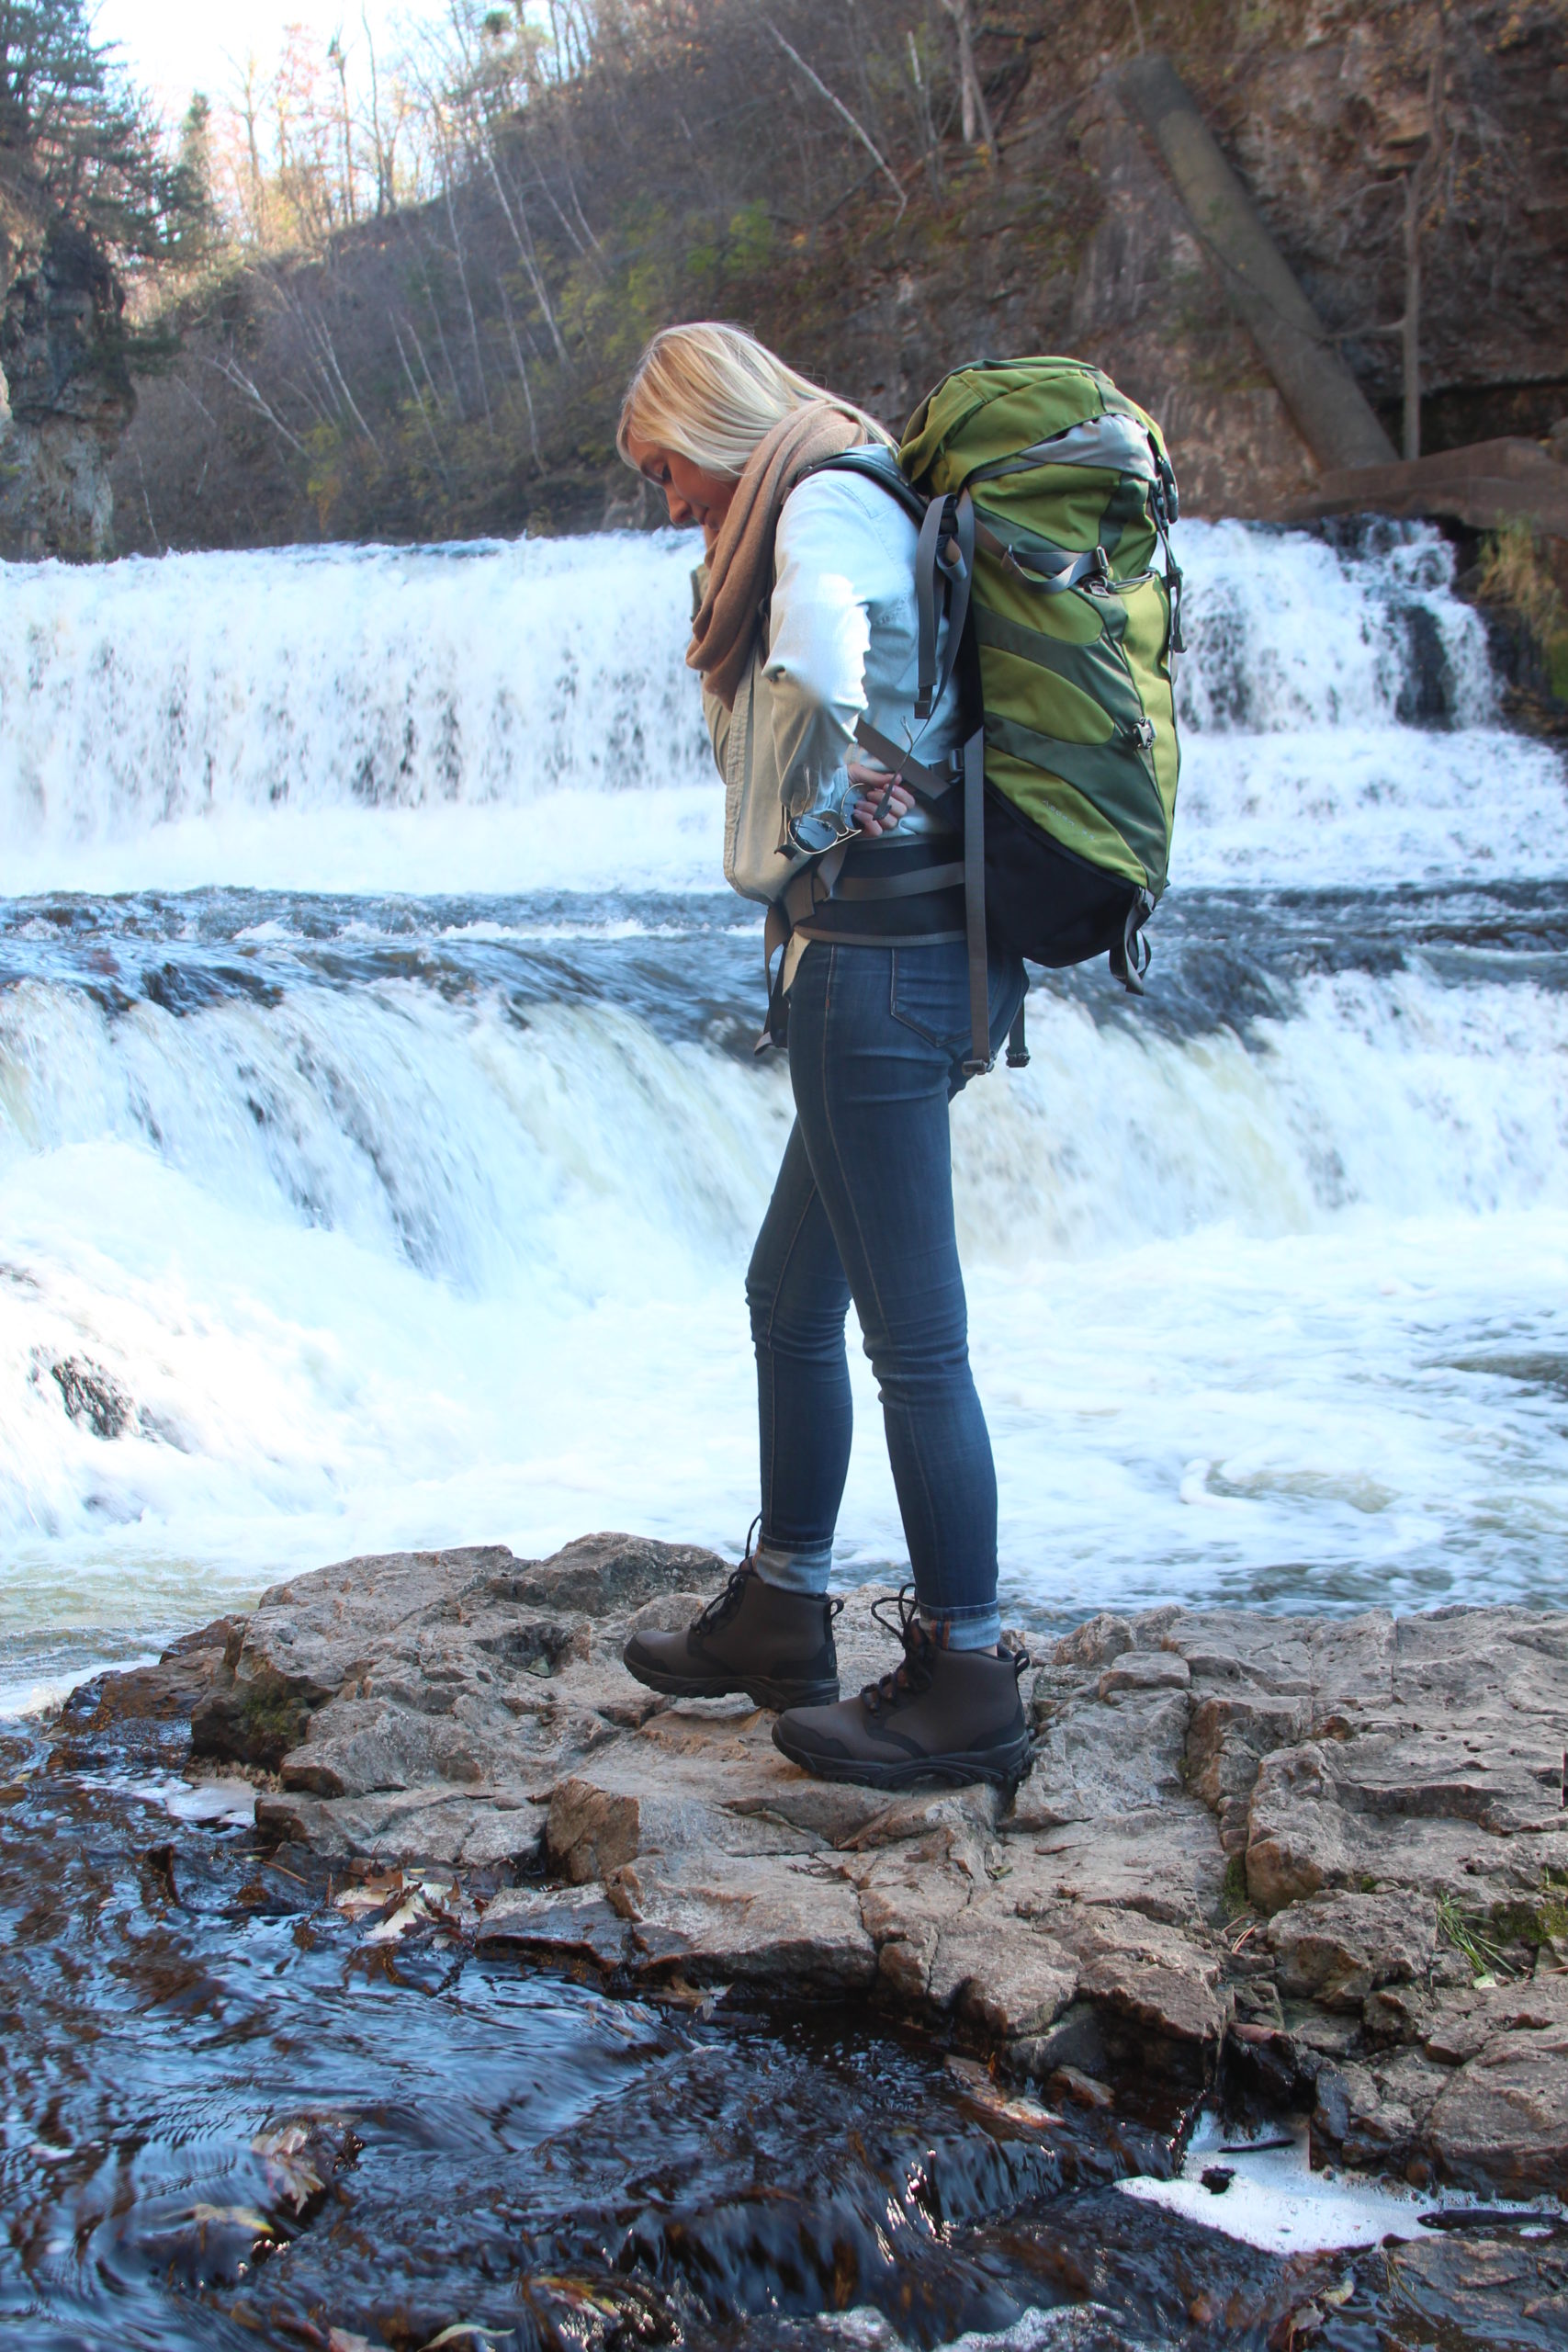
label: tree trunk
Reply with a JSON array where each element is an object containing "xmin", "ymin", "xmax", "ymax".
[
  {"xmin": 1402, "ymin": 167, "xmax": 1421, "ymax": 462},
  {"xmin": 942, "ymin": 0, "xmax": 994, "ymax": 154}
]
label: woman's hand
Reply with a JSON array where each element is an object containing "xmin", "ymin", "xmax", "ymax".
[{"xmin": 849, "ymin": 760, "xmax": 915, "ymax": 838}]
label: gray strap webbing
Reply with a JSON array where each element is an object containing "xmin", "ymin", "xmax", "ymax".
[
  {"xmin": 1109, "ymin": 888, "xmax": 1153, "ymax": 997},
  {"xmin": 961, "ymin": 726, "xmax": 990, "ymax": 1075},
  {"xmin": 914, "ymin": 494, "xmax": 947, "ymax": 720},
  {"xmin": 972, "ymin": 518, "xmax": 1106, "ymax": 596},
  {"xmin": 781, "ymin": 842, "xmax": 847, "ymax": 933},
  {"xmin": 757, "ymin": 843, "xmax": 849, "ymax": 1052},
  {"xmin": 831, "ymin": 861, "xmax": 965, "ymax": 902},
  {"xmin": 964, "ymin": 414, "xmax": 1160, "ymax": 487},
  {"xmin": 939, "ymin": 492, "xmax": 976, "ymax": 712},
  {"xmin": 913, "ymin": 492, "xmax": 976, "ymax": 726},
  {"xmin": 852, "ymin": 717, "xmax": 959, "ymax": 807}
]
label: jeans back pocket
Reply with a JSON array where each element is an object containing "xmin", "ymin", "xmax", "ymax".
[{"xmin": 888, "ymin": 943, "xmax": 972, "ymax": 1054}]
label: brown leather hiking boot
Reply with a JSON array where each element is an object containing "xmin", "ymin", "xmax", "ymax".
[
  {"xmin": 622, "ymin": 1559, "xmax": 840, "ymax": 1711},
  {"xmin": 772, "ymin": 1589, "xmax": 1030, "ymax": 1789}
]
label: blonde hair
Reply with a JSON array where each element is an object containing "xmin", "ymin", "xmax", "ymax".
[{"xmin": 616, "ymin": 321, "xmax": 892, "ymax": 479}]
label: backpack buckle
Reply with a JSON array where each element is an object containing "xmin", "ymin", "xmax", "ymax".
[{"xmin": 1154, "ymin": 451, "xmax": 1180, "ymax": 527}]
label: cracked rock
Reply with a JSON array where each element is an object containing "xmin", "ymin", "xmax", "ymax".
[{"xmin": 65, "ymin": 1546, "xmax": 1568, "ymax": 2200}]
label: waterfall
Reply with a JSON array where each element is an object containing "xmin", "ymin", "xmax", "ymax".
[
  {"xmin": 3, "ymin": 518, "xmax": 1563, "ymax": 894},
  {"xmin": 2, "ymin": 514, "xmax": 1565, "ymax": 1699}
]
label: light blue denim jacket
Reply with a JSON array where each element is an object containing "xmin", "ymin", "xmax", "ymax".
[{"xmin": 703, "ymin": 468, "xmax": 963, "ymax": 908}]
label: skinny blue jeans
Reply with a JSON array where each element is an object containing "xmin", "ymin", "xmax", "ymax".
[{"xmin": 745, "ymin": 936, "xmax": 1026, "ymax": 1650}]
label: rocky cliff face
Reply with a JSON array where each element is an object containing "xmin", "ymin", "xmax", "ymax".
[
  {"xmin": 107, "ymin": 1, "xmax": 1568, "ymax": 552},
  {"xmin": 0, "ymin": 220, "xmax": 135, "ymax": 561},
  {"xmin": 741, "ymin": 0, "xmax": 1568, "ymax": 526}
]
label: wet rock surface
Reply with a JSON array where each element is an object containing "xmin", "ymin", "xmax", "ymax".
[{"xmin": 59, "ymin": 1539, "xmax": 1568, "ymax": 2206}]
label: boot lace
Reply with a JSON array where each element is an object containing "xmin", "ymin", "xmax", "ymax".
[
  {"xmin": 859, "ymin": 1586, "xmax": 1032, "ymax": 1716},
  {"xmin": 695, "ymin": 1515, "xmax": 764, "ymax": 1634},
  {"xmin": 860, "ymin": 1585, "xmax": 936, "ymax": 1716},
  {"xmin": 696, "ymin": 1519, "xmax": 846, "ymax": 1640}
]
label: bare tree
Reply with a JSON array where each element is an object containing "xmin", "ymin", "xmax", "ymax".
[
  {"xmin": 941, "ymin": 0, "xmax": 993, "ymax": 153},
  {"xmin": 904, "ymin": 27, "xmax": 943, "ymax": 197},
  {"xmin": 764, "ymin": 19, "xmax": 908, "ymax": 219},
  {"xmin": 362, "ymin": 8, "xmax": 392, "ymax": 214},
  {"xmin": 481, "ymin": 139, "xmax": 570, "ymax": 360},
  {"xmin": 327, "ymin": 30, "xmax": 357, "ymax": 225}
]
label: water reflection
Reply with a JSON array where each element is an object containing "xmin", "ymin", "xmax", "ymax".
[{"xmin": 4, "ymin": 1734, "xmax": 1562, "ymax": 2350}]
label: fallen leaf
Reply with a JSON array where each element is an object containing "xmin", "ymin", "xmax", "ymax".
[
  {"xmin": 364, "ymin": 1890, "xmax": 434, "ymax": 1946},
  {"xmin": 187, "ymin": 2204, "xmax": 278, "ymax": 2238},
  {"xmin": 333, "ymin": 1886, "xmax": 395, "ymax": 1918}
]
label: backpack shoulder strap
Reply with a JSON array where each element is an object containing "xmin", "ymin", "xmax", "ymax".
[
  {"xmin": 795, "ymin": 444, "xmax": 929, "ymax": 530},
  {"xmin": 795, "ymin": 447, "xmax": 971, "ymax": 726}
]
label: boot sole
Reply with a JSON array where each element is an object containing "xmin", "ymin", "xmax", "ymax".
[
  {"xmin": 771, "ymin": 1723, "xmax": 1031, "ymax": 1790},
  {"xmin": 625, "ymin": 1659, "xmax": 840, "ymax": 1712}
]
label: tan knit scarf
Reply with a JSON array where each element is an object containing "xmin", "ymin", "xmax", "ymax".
[{"xmin": 686, "ymin": 401, "xmax": 870, "ymax": 712}]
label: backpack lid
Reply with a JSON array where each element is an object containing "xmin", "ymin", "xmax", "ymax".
[{"xmin": 901, "ymin": 357, "xmax": 1169, "ymax": 498}]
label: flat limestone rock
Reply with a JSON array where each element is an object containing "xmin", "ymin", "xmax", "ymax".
[
  {"xmin": 1267, "ymin": 1890, "xmax": 1438, "ymax": 2009},
  {"xmin": 853, "ymin": 1830, "xmax": 987, "ymax": 2001},
  {"xmin": 1048, "ymin": 1902, "xmax": 1229, "ymax": 2067},
  {"xmin": 1011, "ymin": 1683, "xmax": 1191, "ymax": 1828},
  {"xmin": 259, "ymin": 1780, "xmax": 548, "ymax": 1869},
  {"xmin": 611, "ymin": 1846, "xmax": 877, "ymax": 1990},
  {"xmin": 62, "ymin": 1540, "xmax": 1568, "ymax": 2202},
  {"xmin": 191, "ymin": 1533, "xmax": 726, "ymax": 1773},
  {"xmin": 1426, "ymin": 2025, "xmax": 1568, "ymax": 2196},
  {"xmin": 931, "ymin": 1910, "xmax": 1079, "ymax": 2042},
  {"xmin": 477, "ymin": 1883, "xmax": 634, "ymax": 1968},
  {"xmin": 1246, "ymin": 1724, "xmax": 1568, "ymax": 1913},
  {"xmin": 1007, "ymin": 1802, "xmax": 1226, "ymax": 1926}
]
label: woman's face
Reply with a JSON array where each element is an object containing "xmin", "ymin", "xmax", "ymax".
[{"xmin": 624, "ymin": 429, "xmax": 737, "ymax": 548}]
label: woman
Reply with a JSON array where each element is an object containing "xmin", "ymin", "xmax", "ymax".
[{"xmin": 617, "ymin": 322, "xmax": 1028, "ymax": 1788}]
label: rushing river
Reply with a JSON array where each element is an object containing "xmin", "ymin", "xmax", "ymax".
[
  {"xmin": 3, "ymin": 517, "xmax": 1565, "ymax": 1710},
  {"xmin": 2, "ymin": 516, "xmax": 1567, "ymax": 2349}
]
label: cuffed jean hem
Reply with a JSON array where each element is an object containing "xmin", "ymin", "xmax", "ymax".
[
  {"xmin": 753, "ymin": 1540, "xmax": 835, "ymax": 1596},
  {"xmin": 922, "ymin": 1605, "xmax": 1003, "ymax": 1654}
]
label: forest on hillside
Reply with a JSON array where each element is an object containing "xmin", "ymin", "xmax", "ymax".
[
  {"xmin": 5, "ymin": 0, "xmax": 1567, "ymax": 554},
  {"xmin": 118, "ymin": 0, "xmax": 1086, "ymax": 545}
]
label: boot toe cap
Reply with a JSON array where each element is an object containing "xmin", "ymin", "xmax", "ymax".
[
  {"xmin": 771, "ymin": 1703, "xmax": 858, "ymax": 1762},
  {"xmin": 623, "ymin": 1628, "xmax": 689, "ymax": 1679}
]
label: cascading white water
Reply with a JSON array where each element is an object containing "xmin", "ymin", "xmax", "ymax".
[
  {"xmin": 4, "ymin": 519, "xmax": 1565, "ymax": 893},
  {"xmin": 2, "ymin": 515, "xmax": 1566, "ymax": 1704},
  {"xmin": 0, "ymin": 533, "xmax": 716, "ymax": 897}
]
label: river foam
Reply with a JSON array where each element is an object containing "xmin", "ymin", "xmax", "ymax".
[
  {"xmin": 2, "ymin": 517, "xmax": 1566, "ymax": 1690},
  {"xmin": 3, "ymin": 520, "xmax": 1564, "ymax": 897}
]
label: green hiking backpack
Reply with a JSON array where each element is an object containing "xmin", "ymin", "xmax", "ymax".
[{"xmin": 813, "ymin": 356, "xmax": 1182, "ymax": 1073}]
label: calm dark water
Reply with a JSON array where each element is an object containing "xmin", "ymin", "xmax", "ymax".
[{"xmin": 4, "ymin": 1730, "xmax": 1564, "ymax": 2352}]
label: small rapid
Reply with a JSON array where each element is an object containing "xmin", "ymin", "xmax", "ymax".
[{"xmin": 1, "ymin": 516, "xmax": 1566, "ymax": 1700}]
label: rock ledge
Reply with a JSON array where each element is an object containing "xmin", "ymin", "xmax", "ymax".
[{"xmin": 58, "ymin": 1535, "xmax": 1568, "ymax": 2202}]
